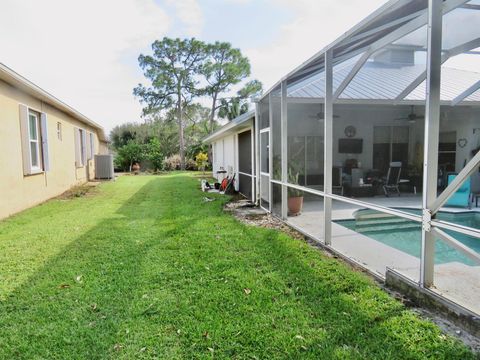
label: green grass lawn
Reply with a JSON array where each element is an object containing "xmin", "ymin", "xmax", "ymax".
[{"xmin": 0, "ymin": 173, "xmax": 476, "ymax": 359}]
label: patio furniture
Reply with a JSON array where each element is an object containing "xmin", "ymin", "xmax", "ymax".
[
  {"xmin": 351, "ymin": 184, "xmax": 374, "ymax": 198},
  {"xmin": 383, "ymin": 162, "xmax": 412, "ymax": 196},
  {"xmin": 332, "ymin": 166, "xmax": 344, "ymax": 196},
  {"xmin": 473, "ymin": 192, "xmax": 480, "ymax": 208},
  {"xmin": 445, "ymin": 174, "xmax": 471, "ymax": 209}
]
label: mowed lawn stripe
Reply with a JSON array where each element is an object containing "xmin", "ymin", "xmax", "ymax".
[{"xmin": 0, "ymin": 174, "xmax": 475, "ymax": 359}]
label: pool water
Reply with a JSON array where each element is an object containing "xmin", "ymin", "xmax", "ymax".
[{"xmin": 335, "ymin": 210, "xmax": 480, "ymax": 266}]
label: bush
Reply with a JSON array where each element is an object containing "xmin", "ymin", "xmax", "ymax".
[
  {"xmin": 162, "ymin": 154, "xmax": 197, "ymax": 171},
  {"xmin": 195, "ymin": 152, "xmax": 209, "ymax": 172},
  {"xmin": 185, "ymin": 159, "xmax": 196, "ymax": 171},
  {"xmin": 162, "ymin": 154, "xmax": 182, "ymax": 171}
]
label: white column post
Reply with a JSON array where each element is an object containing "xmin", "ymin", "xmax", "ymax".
[
  {"xmin": 251, "ymin": 125, "xmax": 256, "ymax": 203},
  {"xmin": 254, "ymin": 103, "xmax": 260, "ymax": 205},
  {"xmin": 323, "ymin": 50, "xmax": 334, "ymax": 245},
  {"xmin": 268, "ymin": 93, "xmax": 273, "ymax": 213},
  {"xmin": 281, "ymin": 81, "xmax": 288, "ymax": 220},
  {"xmin": 421, "ymin": 0, "xmax": 443, "ymax": 287}
]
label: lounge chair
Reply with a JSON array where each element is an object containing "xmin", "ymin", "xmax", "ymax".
[
  {"xmin": 445, "ymin": 174, "xmax": 471, "ymax": 209},
  {"xmin": 383, "ymin": 162, "xmax": 412, "ymax": 196}
]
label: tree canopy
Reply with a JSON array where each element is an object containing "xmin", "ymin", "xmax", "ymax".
[{"xmin": 130, "ymin": 37, "xmax": 262, "ymax": 171}]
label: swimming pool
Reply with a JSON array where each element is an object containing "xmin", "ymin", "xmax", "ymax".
[{"xmin": 335, "ymin": 210, "xmax": 480, "ymax": 266}]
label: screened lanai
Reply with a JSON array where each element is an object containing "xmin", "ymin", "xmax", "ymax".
[{"xmin": 256, "ymin": 0, "xmax": 480, "ymax": 314}]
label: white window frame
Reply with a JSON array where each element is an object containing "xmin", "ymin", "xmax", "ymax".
[{"xmin": 28, "ymin": 110, "xmax": 42, "ymax": 172}]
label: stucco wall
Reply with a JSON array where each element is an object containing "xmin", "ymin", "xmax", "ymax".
[{"xmin": 0, "ymin": 79, "xmax": 104, "ymax": 220}]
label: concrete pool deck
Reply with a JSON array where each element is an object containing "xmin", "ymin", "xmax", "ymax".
[{"xmin": 286, "ymin": 195, "xmax": 480, "ymax": 315}]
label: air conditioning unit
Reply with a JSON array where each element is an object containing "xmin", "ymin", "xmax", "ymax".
[{"xmin": 94, "ymin": 154, "xmax": 114, "ymax": 180}]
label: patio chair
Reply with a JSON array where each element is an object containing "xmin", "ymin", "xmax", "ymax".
[
  {"xmin": 383, "ymin": 162, "xmax": 412, "ymax": 196},
  {"xmin": 445, "ymin": 174, "xmax": 471, "ymax": 209}
]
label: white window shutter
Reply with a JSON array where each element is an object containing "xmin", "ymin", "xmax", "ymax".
[
  {"xmin": 91, "ymin": 133, "xmax": 95, "ymax": 159},
  {"xmin": 74, "ymin": 128, "xmax": 81, "ymax": 167},
  {"xmin": 40, "ymin": 113, "xmax": 50, "ymax": 171},
  {"xmin": 81, "ymin": 130, "xmax": 87, "ymax": 164},
  {"xmin": 86, "ymin": 132, "xmax": 92, "ymax": 160},
  {"xmin": 19, "ymin": 104, "xmax": 32, "ymax": 175}
]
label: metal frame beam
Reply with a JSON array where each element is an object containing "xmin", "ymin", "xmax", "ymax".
[
  {"xmin": 396, "ymin": 37, "xmax": 480, "ymax": 101},
  {"xmin": 333, "ymin": 51, "xmax": 371, "ymax": 100},
  {"xmin": 330, "ymin": 0, "xmax": 468, "ymax": 101},
  {"xmin": 323, "ymin": 50, "xmax": 334, "ymax": 245},
  {"xmin": 344, "ymin": 9, "xmax": 425, "ymax": 46},
  {"xmin": 431, "ymin": 149, "xmax": 480, "ymax": 213},
  {"xmin": 254, "ymin": 104, "xmax": 261, "ymax": 205},
  {"xmin": 452, "ymin": 80, "xmax": 480, "ymax": 106},
  {"xmin": 431, "ymin": 227, "xmax": 480, "ymax": 264},
  {"xmin": 281, "ymin": 81, "xmax": 288, "ymax": 220},
  {"xmin": 420, "ymin": 0, "xmax": 443, "ymax": 288},
  {"xmin": 268, "ymin": 93, "xmax": 273, "ymax": 213}
]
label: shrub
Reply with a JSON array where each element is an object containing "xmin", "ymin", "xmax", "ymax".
[
  {"xmin": 185, "ymin": 159, "xmax": 197, "ymax": 171},
  {"xmin": 162, "ymin": 154, "xmax": 182, "ymax": 171},
  {"xmin": 162, "ymin": 154, "xmax": 196, "ymax": 171},
  {"xmin": 195, "ymin": 152, "xmax": 209, "ymax": 172}
]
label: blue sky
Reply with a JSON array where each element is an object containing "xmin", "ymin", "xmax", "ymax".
[{"xmin": 0, "ymin": 0, "xmax": 388, "ymax": 132}]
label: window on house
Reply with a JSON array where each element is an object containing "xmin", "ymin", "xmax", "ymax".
[
  {"xmin": 57, "ymin": 122, "xmax": 62, "ymax": 140},
  {"xmin": 75, "ymin": 128, "xmax": 87, "ymax": 167},
  {"xmin": 28, "ymin": 111, "xmax": 41, "ymax": 170},
  {"xmin": 19, "ymin": 104, "xmax": 50, "ymax": 175},
  {"xmin": 373, "ymin": 126, "xmax": 409, "ymax": 174}
]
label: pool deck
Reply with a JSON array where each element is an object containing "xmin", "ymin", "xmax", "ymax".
[{"xmin": 287, "ymin": 195, "xmax": 480, "ymax": 315}]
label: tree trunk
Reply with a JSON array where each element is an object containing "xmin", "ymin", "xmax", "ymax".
[
  {"xmin": 207, "ymin": 93, "xmax": 218, "ymax": 171},
  {"xmin": 209, "ymin": 93, "xmax": 217, "ymax": 133},
  {"xmin": 177, "ymin": 93, "xmax": 186, "ymax": 170}
]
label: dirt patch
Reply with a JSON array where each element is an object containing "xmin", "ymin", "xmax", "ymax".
[
  {"xmin": 57, "ymin": 182, "xmax": 100, "ymax": 200},
  {"xmin": 225, "ymin": 199, "xmax": 308, "ymax": 241}
]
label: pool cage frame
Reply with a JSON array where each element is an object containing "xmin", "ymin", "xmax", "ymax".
[{"xmin": 255, "ymin": 0, "xmax": 480, "ymax": 294}]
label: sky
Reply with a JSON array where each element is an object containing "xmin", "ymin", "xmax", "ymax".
[{"xmin": 0, "ymin": 0, "xmax": 392, "ymax": 133}]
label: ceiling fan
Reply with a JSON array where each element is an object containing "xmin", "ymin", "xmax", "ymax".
[
  {"xmin": 395, "ymin": 105, "xmax": 424, "ymax": 123},
  {"xmin": 309, "ymin": 112, "xmax": 340, "ymax": 120}
]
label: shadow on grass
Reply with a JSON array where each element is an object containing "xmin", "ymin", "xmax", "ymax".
[
  {"xmin": 0, "ymin": 177, "xmax": 184, "ymax": 359},
  {"xmin": 0, "ymin": 174, "xmax": 473, "ymax": 359}
]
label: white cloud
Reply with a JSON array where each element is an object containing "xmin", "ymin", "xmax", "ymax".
[
  {"xmin": 166, "ymin": 0, "xmax": 204, "ymax": 37},
  {"xmin": 245, "ymin": 0, "xmax": 388, "ymax": 91},
  {"xmin": 0, "ymin": 0, "xmax": 170, "ymax": 133}
]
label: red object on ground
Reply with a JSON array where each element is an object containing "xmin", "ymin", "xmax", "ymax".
[{"xmin": 220, "ymin": 178, "xmax": 229, "ymax": 191}]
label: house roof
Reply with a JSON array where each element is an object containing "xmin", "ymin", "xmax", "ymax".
[
  {"xmin": 203, "ymin": 110, "xmax": 255, "ymax": 143},
  {"xmin": 287, "ymin": 58, "xmax": 480, "ymax": 103},
  {"xmin": 0, "ymin": 62, "xmax": 107, "ymax": 141}
]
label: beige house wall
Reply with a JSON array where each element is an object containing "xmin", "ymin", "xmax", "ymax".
[{"xmin": 0, "ymin": 79, "xmax": 105, "ymax": 220}]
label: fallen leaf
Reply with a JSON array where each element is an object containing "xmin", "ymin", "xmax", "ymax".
[
  {"xmin": 113, "ymin": 344, "xmax": 123, "ymax": 351},
  {"xmin": 139, "ymin": 347, "xmax": 147, "ymax": 352},
  {"xmin": 59, "ymin": 284, "xmax": 70, "ymax": 289},
  {"xmin": 202, "ymin": 331, "xmax": 209, "ymax": 339},
  {"xmin": 243, "ymin": 288, "xmax": 251, "ymax": 295},
  {"xmin": 208, "ymin": 347, "xmax": 214, "ymax": 353},
  {"xmin": 75, "ymin": 275, "xmax": 83, "ymax": 283}
]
